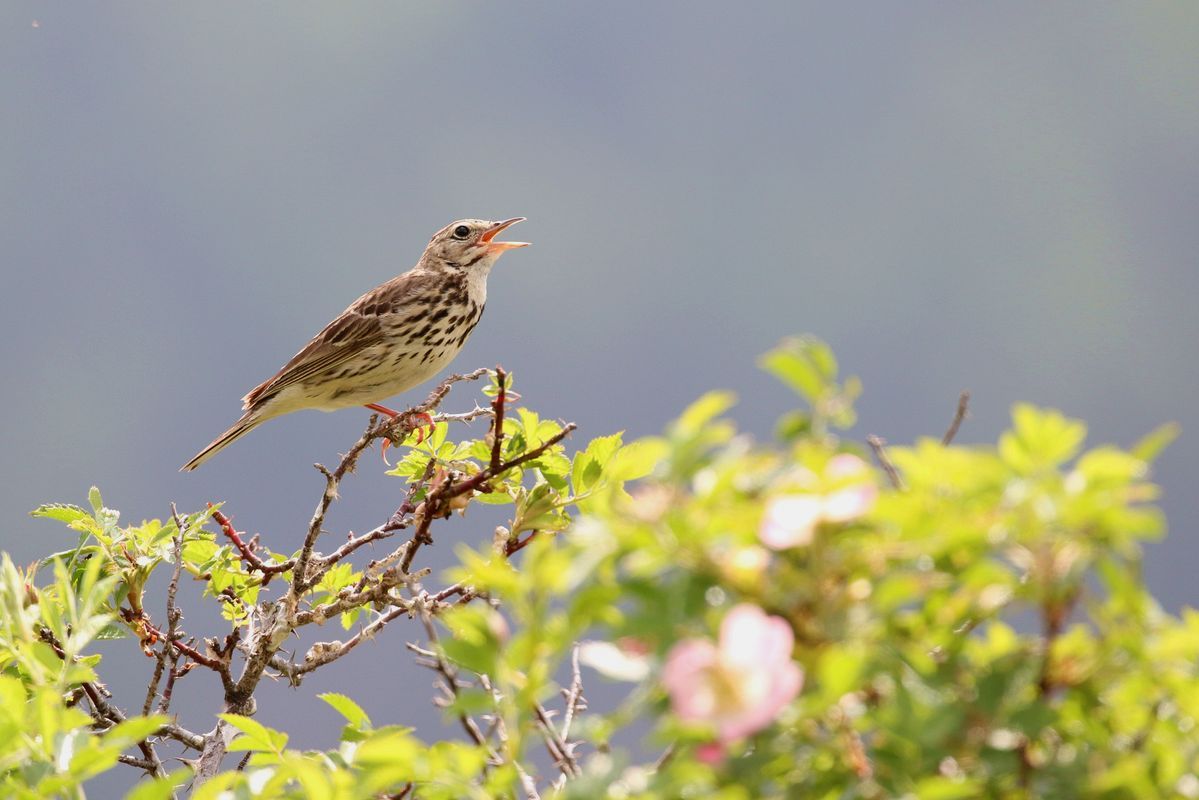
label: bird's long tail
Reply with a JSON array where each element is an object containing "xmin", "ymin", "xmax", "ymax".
[{"xmin": 180, "ymin": 409, "xmax": 267, "ymax": 472}]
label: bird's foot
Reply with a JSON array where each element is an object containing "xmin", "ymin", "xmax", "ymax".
[
  {"xmin": 368, "ymin": 405, "xmax": 435, "ymax": 464},
  {"xmin": 403, "ymin": 411, "xmax": 436, "ymax": 445}
]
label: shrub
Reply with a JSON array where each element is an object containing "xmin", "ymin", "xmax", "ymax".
[{"xmin": 6, "ymin": 338, "xmax": 1189, "ymax": 799}]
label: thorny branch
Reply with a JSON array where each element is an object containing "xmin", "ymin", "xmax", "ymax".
[
  {"xmin": 546, "ymin": 657, "xmax": 583, "ymax": 796},
  {"xmin": 81, "ymin": 366, "xmax": 585, "ymax": 792},
  {"xmin": 410, "ymin": 606, "xmax": 499, "ymax": 760},
  {"xmin": 294, "ymin": 603, "xmax": 412, "ymax": 676},
  {"xmin": 559, "ymin": 644, "xmax": 586, "ymax": 743},
  {"xmin": 397, "ymin": 410, "xmax": 577, "ymax": 573},
  {"xmin": 42, "ymin": 628, "xmax": 178, "ymax": 786},
  {"xmin": 213, "ymin": 370, "xmax": 496, "ymax": 713},
  {"xmin": 294, "ymin": 368, "xmax": 490, "ymax": 593},
  {"xmin": 124, "ymin": 365, "xmax": 584, "ymax": 791},
  {"xmin": 534, "ymin": 702, "xmax": 581, "ymax": 779},
  {"xmin": 143, "ymin": 506, "xmax": 187, "ymax": 717}
]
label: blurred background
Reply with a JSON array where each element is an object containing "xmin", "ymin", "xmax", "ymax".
[{"xmin": 2, "ymin": 2, "xmax": 1196, "ymax": 793}]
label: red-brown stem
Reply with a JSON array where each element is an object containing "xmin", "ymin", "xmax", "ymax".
[
  {"xmin": 140, "ymin": 618, "xmax": 225, "ymax": 672},
  {"xmin": 209, "ymin": 505, "xmax": 294, "ymax": 576},
  {"xmin": 399, "ymin": 424, "xmax": 575, "ymax": 574},
  {"xmin": 490, "ymin": 366, "xmax": 508, "ymax": 473},
  {"xmin": 505, "ymin": 530, "xmax": 540, "ymax": 557}
]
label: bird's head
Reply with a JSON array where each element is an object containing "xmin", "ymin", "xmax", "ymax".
[{"xmin": 421, "ymin": 218, "xmax": 529, "ymax": 271}]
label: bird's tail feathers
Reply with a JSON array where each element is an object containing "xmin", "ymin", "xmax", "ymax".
[{"xmin": 180, "ymin": 409, "xmax": 267, "ymax": 472}]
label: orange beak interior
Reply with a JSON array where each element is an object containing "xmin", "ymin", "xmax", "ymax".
[{"xmin": 479, "ymin": 217, "xmax": 529, "ymax": 250}]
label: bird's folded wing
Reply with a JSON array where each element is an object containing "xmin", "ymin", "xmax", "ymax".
[{"xmin": 242, "ymin": 311, "xmax": 386, "ymax": 408}]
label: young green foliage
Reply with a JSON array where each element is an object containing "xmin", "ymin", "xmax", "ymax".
[{"xmin": 5, "ymin": 342, "xmax": 1192, "ymax": 799}]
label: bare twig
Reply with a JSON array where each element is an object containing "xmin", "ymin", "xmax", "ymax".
[
  {"xmin": 79, "ymin": 666, "xmax": 167, "ymax": 781},
  {"xmin": 941, "ymin": 390, "xmax": 971, "ymax": 446},
  {"xmin": 158, "ymin": 664, "xmax": 184, "ymax": 717},
  {"xmin": 42, "ymin": 602, "xmax": 195, "ymax": 789},
  {"xmin": 474, "ymin": 671, "xmax": 541, "ymax": 800},
  {"xmin": 429, "ymin": 582, "xmax": 473, "ymax": 604},
  {"xmin": 293, "ymin": 603, "xmax": 412, "ymax": 676},
  {"xmin": 414, "ymin": 605, "xmax": 497, "ymax": 759},
  {"xmin": 293, "ymin": 575, "xmax": 412, "ymax": 628},
  {"xmin": 117, "ymin": 755, "xmax": 157, "ymax": 771},
  {"xmin": 320, "ymin": 527, "xmax": 398, "ymax": 567},
  {"xmin": 144, "ymin": 506, "xmax": 187, "ymax": 716},
  {"xmin": 534, "ymin": 703, "xmax": 580, "ymax": 778},
  {"xmin": 866, "ymin": 435, "xmax": 904, "ymax": 490},
  {"xmin": 559, "ymin": 644, "xmax": 585, "ymax": 742},
  {"xmin": 433, "ymin": 406, "xmax": 493, "ymax": 425},
  {"xmin": 161, "ymin": 723, "xmax": 205, "ymax": 750},
  {"xmin": 295, "ymin": 426, "xmax": 379, "ymax": 592},
  {"xmin": 412, "ymin": 368, "xmax": 490, "ymax": 419},
  {"xmin": 652, "ymin": 742, "xmax": 677, "ymax": 772}
]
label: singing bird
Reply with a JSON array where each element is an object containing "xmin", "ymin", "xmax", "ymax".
[{"xmin": 181, "ymin": 218, "xmax": 529, "ymax": 471}]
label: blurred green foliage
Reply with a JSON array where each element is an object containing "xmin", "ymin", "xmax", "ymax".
[{"xmin": 6, "ymin": 339, "xmax": 1192, "ymax": 798}]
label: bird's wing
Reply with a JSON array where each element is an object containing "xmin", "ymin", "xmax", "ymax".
[{"xmin": 241, "ymin": 273, "xmax": 427, "ymax": 409}]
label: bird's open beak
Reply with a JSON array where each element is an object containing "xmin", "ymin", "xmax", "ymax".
[{"xmin": 479, "ymin": 217, "xmax": 529, "ymax": 251}]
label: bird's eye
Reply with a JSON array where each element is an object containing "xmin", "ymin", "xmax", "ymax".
[{"xmin": 453, "ymin": 225, "xmax": 471, "ymax": 239}]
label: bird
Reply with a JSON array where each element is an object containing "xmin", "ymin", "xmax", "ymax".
[{"xmin": 181, "ymin": 217, "xmax": 529, "ymax": 471}]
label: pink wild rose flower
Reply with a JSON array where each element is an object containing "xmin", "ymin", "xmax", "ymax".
[{"xmin": 662, "ymin": 604, "xmax": 803, "ymax": 756}]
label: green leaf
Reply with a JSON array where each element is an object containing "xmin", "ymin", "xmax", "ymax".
[
  {"xmin": 444, "ymin": 688, "xmax": 494, "ymax": 717},
  {"xmin": 95, "ymin": 623, "xmax": 129, "ymax": 641},
  {"xmin": 1131, "ymin": 421, "xmax": 1180, "ymax": 463},
  {"xmin": 448, "ymin": 546, "xmax": 522, "ymax": 597},
  {"xmin": 759, "ymin": 335, "xmax": 839, "ymax": 403},
  {"xmin": 439, "ymin": 605, "xmax": 504, "ymax": 676},
  {"xmin": 125, "ymin": 771, "xmax": 193, "ymax": 800},
  {"xmin": 774, "ymin": 409, "xmax": 812, "ymax": 441},
  {"xmin": 219, "ymin": 713, "xmax": 288, "ymax": 753},
  {"xmin": 87, "ymin": 487, "xmax": 104, "ymax": 514},
  {"xmin": 608, "ymin": 438, "xmax": 668, "ymax": 482},
  {"xmin": 572, "ymin": 433, "xmax": 624, "ymax": 495},
  {"xmin": 673, "ymin": 391, "xmax": 737, "ymax": 437},
  {"xmin": 474, "ymin": 491, "xmax": 515, "ymax": 506},
  {"xmin": 817, "ymin": 644, "xmax": 867, "ymax": 701},
  {"xmin": 29, "ymin": 504, "xmax": 90, "ymax": 526},
  {"xmin": 915, "ymin": 777, "xmax": 984, "ymax": 799},
  {"xmin": 998, "ymin": 404, "xmax": 1087, "ymax": 473},
  {"xmin": 102, "ymin": 715, "xmax": 168, "ymax": 751},
  {"xmin": 319, "ymin": 693, "xmax": 371, "ymax": 729}
]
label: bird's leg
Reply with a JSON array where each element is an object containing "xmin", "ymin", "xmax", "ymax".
[
  {"xmin": 365, "ymin": 404, "xmax": 435, "ymax": 463},
  {"xmin": 364, "ymin": 403, "xmax": 400, "ymax": 419}
]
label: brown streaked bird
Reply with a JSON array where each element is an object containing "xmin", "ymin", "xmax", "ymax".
[{"xmin": 181, "ymin": 217, "xmax": 528, "ymax": 471}]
